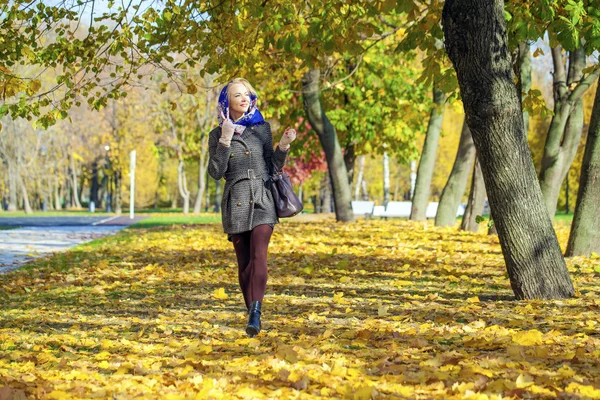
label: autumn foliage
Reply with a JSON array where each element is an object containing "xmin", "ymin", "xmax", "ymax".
[{"xmin": 0, "ymin": 220, "xmax": 598, "ymax": 398}]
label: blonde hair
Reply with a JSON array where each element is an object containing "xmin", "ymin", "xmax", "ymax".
[{"xmin": 227, "ymin": 78, "xmax": 257, "ymax": 100}]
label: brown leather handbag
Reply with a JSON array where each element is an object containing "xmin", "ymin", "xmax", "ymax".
[{"xmin": 271, "ymin": 170, "xmax": 303, "ymax": 218}]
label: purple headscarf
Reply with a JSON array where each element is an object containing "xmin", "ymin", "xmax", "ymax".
[{"xmin": 217, "ymin": 81, "xmax": 265, "ymax": 133}]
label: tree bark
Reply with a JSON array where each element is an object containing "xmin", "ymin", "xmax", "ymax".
[
  {"xmin": 539, "ymin": 46, "xmax": 597, "ymax": 216},
  {"xmin": 443, "ymin": 0, "xmax": 575, "ymax": 299},
  {"xmin": 320, "ymin": 173, "xmax": 332, "ymax": 213},
  {"xmin": 302, "ymin": 69, "xmax": 354, "ymax": 222},
  {"xmin": 566, "ymin": 77, "xmax": 600, "ymax": 256},
  {"xmin": 410, "ymin": 86, "xmax": 447, "ymax": 220},
  {"xmin": 517, "ymin": 42, "xmax": 532, "ymax": 135},
  {"xmin": 344, "ymin": 141, "xmax": 356, "ymax": 188},
  {"xmin": 436, "ymin": 121, "xmax": 476, "ymax": 227},
  {"xmin": 461, "ymin": 156, "xmax": 486, "ymax": 232}
]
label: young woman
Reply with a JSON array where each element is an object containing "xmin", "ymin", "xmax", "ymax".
[{"xmin": 208, "ymin": 78, "xmax": 296, "ymax": 337}]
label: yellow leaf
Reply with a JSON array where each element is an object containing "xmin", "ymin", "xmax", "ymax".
[
  {"xmin": 512, "ymin": 329, "xmax": 543, "ymax": 346},
  {"xmin": 516, "ymin": 373, "xmax": 534, "ymax": 388},
  {"xmin": 466, "ymin": 296, "xmax": 480, "ymax": 303},
  {"xmin": 213, "ymin": 287, "xmax": 228, "ymax": 300}
]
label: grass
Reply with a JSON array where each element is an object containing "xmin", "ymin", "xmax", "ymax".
[
  {"xmin": 0, "ymin": 226, "xmax": 17, "ymax": 230},
  {"xmin": 128, "ymin": 213, "xmax": 222, "ymax": 228}
]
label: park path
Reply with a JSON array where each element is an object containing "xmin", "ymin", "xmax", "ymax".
[{"xmin": 0, "ymin": 216, "xmax": 146, "ymax": 273}]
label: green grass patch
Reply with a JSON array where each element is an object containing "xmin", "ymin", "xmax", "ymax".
[
  {"xmin": 0, "ymin": 226, "xmax": 17, "ymax": 230},
  {"xmin": 128, "ymin": 213, "xmax": 221, "ymax": 229}
]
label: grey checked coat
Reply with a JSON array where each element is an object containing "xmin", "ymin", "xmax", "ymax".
[{"xmin": 208, "ymin": 122, "xmax": 288, "ymax": 236}]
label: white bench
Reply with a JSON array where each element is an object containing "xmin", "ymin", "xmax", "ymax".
[
  {"xmin": 425, "ymin": 202, "xmax": 439, "ymax": 218},
  {"xmin": 372, "ymin": 205, "xmax": 385, "ymax": 217},
  {"xmin": 351, "ymin": 201, "xmax": 375, "ymax": 217},
  {"xmin": 380, "ymin": 201, "xmax": 412, "ymax": 218}
]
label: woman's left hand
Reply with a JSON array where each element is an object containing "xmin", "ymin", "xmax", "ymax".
[{"xmin": 279, "ymin": 128, "xmax": 296, "ymax": 150}]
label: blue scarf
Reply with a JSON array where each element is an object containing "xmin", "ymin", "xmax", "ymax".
[{"xmin": 217, "ymin": 82, "xmax": 265, "ymax": 133}]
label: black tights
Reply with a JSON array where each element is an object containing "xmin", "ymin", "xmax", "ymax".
[{"xmin": 231, "ymin": 224, "xmax": 273, "ymax": 309}]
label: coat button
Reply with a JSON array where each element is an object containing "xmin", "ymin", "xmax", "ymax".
[
  {"xmin": 249, "ymin": 200, "xmax": 253, "ymax": 204},
  {"xmin": 237, "ymin": 202, "xmax": 241, "ymax": 206},
  {"xmin": 245, "ymin": 151, "xmax": 249, "ymax": 155},
  {"xmin": 230, "ymin": 153, "xmax": 234, "ymax": 158}
]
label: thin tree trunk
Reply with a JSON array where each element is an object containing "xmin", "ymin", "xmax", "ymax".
[
  {"xmin": 18, "ymin": 175, "xmax": 32, "ymax": 214},
  {"xmin": 566, "ymin": 77, "xmax": 600, "ymax": 256},
  {"xmin": 177, "ymin": 158, "xmax": 190, "ymax": 214},
  {"xmin": 461, "ymin": 156, "xmax": 486, "ymax": 232},
  {"xmin": 114, "ymin": 170, "xmax": 122, "ymax": 214},
  {"xmin": 361, "ymin": 180, "xmax": 368, "ymax": 201},
  {"xmin": 54, "ymin": 176, "xmax": 62, "ymax": 210},
  {"xmin": 383, "ymin": 151, "xmax": 390, "ymax": 205},
  {"xmin": 411, "ymin": 86, "xmax": 447, "ymax": 220},
  {"xmin": 539, "ymin": 46, "xmax": 597, "ymax": 216},
  {"xmin": 70, "ymin": 153, "xmax": 82, "ymax": 209},
  {"xmin": 302, "ymin": 69, "xmax": 354, "ymax": 222},
  {"xmin": 320, "ymin": 173, "xmax": 332, "ymax": 214},
  {"xmin": 7, "ymin": 163, "xmax": 17, "ymax": 211},
  {"xmin": 355, "ymin": 155, "xmax": 365, "ymax": 201},
  {"xmin": 443, "ymin": 0, "xmax": 575, "ymax": 299},
  {"xmin": 436, "ymin": 121, "xmax": 476, "ymax": 227}
]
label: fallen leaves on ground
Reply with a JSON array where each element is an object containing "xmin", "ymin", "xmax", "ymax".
[{"xmin": 0, "ymin": 220, "xmax": 599, "ymax": 399}]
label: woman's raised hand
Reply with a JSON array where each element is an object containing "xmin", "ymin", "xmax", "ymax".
[
  {"xmin": 219, "ymin": 109, "xmax": 235, "ymax": 147},
  {"xmin": 279, "ymin": 127, "xmax": 296, "ymax": 150}
]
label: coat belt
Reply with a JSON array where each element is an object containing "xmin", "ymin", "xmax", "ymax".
[{"xmin": 224, "ymin": 168, "xmax": 268, "ymax": 183}]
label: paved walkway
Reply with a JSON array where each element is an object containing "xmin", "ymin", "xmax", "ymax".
[{"xmin": 0, "ymin": 216, "xmax": 146, "ymax": 273}]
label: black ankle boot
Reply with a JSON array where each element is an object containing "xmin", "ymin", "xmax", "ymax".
[{"xmin": 245, "ymin": 301, "xmax": 262, "ymax": 337}]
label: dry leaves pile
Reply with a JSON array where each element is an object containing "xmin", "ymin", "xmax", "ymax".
[{"xmin": 0, "ymin": 220, "xmax": 599, "ymax": 399}]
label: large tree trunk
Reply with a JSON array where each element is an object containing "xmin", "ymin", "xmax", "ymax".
[
  {"xmin": 383, "ymin": 152, "xmax": 390, "ymax": 205},
  {"xmin": 461, "ymin": 156, "xmax": 486, "ymax": 232},
  {"xmin": 410, "ymin": 87, "xmax": 447, "ymax": 220},
  {"xmin": 566, "ymin": 77, "xmax": 600, "ymax": 257},
  {"xmin": 436, "ymin": 121, "xmax": 476, "ymax": 227},
  {"xmin": 302, "ymin": 69, "xmax": 354, "ymax": 222},
  {"xmin": 443, "ymin": 0, "xmax": 575, "ymax": 299},
  {"xmin": 539, "ymin": 46, "xmax": 598, "ymax": 217},
  {"xmin": 177, "ymin": 158, "xmax": 190, "ymax": 215}
]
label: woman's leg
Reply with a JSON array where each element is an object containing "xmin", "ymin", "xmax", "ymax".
[
  {"xmin": 245, "ymin": 224, "xmax": 274, "ymax": 303},
  {"xmin": 231, "ymin": 231, "xmax": 252, "ymax": 309}
]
